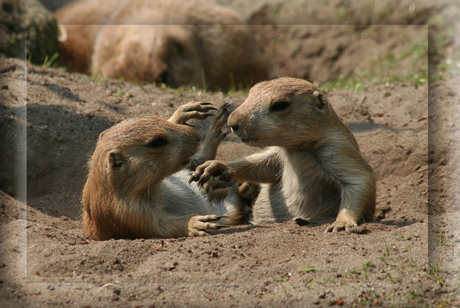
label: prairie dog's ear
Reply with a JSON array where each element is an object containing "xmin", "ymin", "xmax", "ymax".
[
  {"xmin": 313, "ymin": 90, "xmax": 327, "ymax": 111},
  {"xmin": 108, "ymin": 149, "xmax": 125, "ymax": 169},
  {"xmin": 99, "ymin": 129, "xmax": 108, "ymax": 139}
]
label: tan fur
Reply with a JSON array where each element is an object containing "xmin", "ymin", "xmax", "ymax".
[
  {"xmin": 82, "ymin": 102, "xmax": 250, "ymax": 240},
  {"xmin": 55, "ymin": 0, "xmax": 269, "ymax": 91},
  {"xmin": 191, "ymin": 77, "xmax": 376, "ymax": 232},
  {"xmin": 54, "ymin": 0, "xmax": 117, "ymax": 73}
]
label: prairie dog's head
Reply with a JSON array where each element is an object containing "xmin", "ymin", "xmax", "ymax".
[
  {"xmin": 228, "ymin": 77, "xmax": 335, "ymax": 149},
  {"xmin": 89, "ymin": 116, "xmax": 201, "ymax": 197},
  {"xmin": 93, "ymin": 24, "xmax": 202, "ymax": 87}
]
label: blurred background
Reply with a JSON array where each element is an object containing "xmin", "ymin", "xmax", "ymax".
[{"xmin": 1, "ymin": 0, "xmax": 458, "ymax": 91}]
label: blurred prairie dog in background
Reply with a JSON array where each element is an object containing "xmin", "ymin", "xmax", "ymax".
[
  {"xmin": 55, "ymin": 0, "xmax": 269, "ymax": 91},
  {"xmin": 55, "ymin": 0, "xmax": 116, "ymax": 73},
  {"xmin": 82, "ymin": 103, "xmax": 253, "ymax": 240},
  {"xmin": 191, "ymin": 77, "xmax": 376, "ymax": 232}
]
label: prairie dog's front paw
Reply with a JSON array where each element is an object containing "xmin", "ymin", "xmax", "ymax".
[
  {"xmin": 168, "ymin": 102, "xmax": 217, "ymax": 124},
  {"xmin": 188, "ymin": 215, "xmax": 221, "ymax": 237},
  {"xmin": 206, "ymin": 103, "xmax": 230, "ymax": 141},
  {"xmin": 195, "ymin": 103, "xmax": 231, "ymax": 164},
  {"xmin": 189, "ymin": 160, "xmax": 234, "ymax": 185}
]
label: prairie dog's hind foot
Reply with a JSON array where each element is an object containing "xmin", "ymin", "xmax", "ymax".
[
  {"xmin": 238, "ymin": 182, "xmax": 260, "ymax": 200},
  {"xmin": 188, "ymin": 214, "xmax": 223, "ymax": 237},
  {"xmin": 324, "ymin": 210, "xmax": 359, "ymax": 233}
]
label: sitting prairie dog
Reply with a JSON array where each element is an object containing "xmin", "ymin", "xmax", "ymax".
[
  {"xmin": 55, "ymin": 0, "xmax": 269, "ymax": 91},
  {"xmin": 82, "ymin": 102, "xmax": 251, "ymax": 240},
  {"xmin": 191, "ymin": 77, "xmax": 376, "ymax": 232}
]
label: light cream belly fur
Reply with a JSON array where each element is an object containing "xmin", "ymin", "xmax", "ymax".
[
  {"xmin": 250, "ymin": 147, "xmax": 341, "ymax": 224},
  {"xmin": 160, "ymin": 170, "xmax": 229, "ymax": 218}
]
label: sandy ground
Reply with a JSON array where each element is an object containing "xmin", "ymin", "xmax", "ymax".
[{"xmin": 1, "ymin": 0, "xmax": 460, "ymax": 307}]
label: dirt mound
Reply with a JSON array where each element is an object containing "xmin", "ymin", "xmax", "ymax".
[{"xmin": 0, "ymin": 58, "xmax": 437, "ymax": 306}]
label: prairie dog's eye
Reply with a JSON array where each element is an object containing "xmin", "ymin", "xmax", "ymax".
[
  {"xmin": 270, "ymin": 100, "xmax": 290, "ymax": 112},
  {"xmin": 146, "ymin": 137, "xmax": 167, "ymax": 148}
]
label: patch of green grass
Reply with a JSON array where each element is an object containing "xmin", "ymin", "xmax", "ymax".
[
  {"xmin": 201, "ymin": 68, "xmax": 208, "ymax": 93},
  {"xmin": 273, "ymin": 272, "xmax": 291, "ymax": 283},
  {"xmin": 227, "ymin": 80, "xmax": 250, "ymax": 97},
  {"xmin": 274, "ymin": 277, "xmax": 288, "ymax": 283},
  {"xmin": 320, "ymin": 75, "xmax": 363, "ymax": 93},
  {"xmin": 114, "ymin": 86, "xmax": 124, "ymax": 97},
  {"xmin": 440, "ymin": 234, "xmax": 448, "ymax": 246},
  {"xmin": 377, "ymin": 4, "xmax": 395, "ymax": 21},
  {"xmin": 428, "ymin": 259, "xmax": 445, "ymax": 286},
  {"xmin": 345, "ymin": 261, "xmax": 376, "ymax": 282},
  {"xmin": 321, "ymin": 36, "xmax": 428, "ymax": 91},
  {"xmin": 227, "ymin": 72, "xmax": 236, "ymax": 95},
  {"xmin": 399, "ymin": 38, "xmax": 428, "ymax": 64},
  {"xmin": 428, "ymin": 15, "xmax": 451, "ymax": 60},
  {"xmin": 345, "ymin": 267, "xmax": 364, "ymax": 281},
  {"xmin": 41, "ymin": 52, "xmax": 60, "ymax": 68},
  {"xmin": 280, "ymin": 283, "xmax": 289, "ymax": 296},
  {"xmin": 113, "ymin": 86, "xmax": 132, "ymax": 98},
  {"xmin": 386, "ymin": 272, "xmax": 398, "ymax": 284},
  {"xmin": 270, "ymin": 36, "xmax": 285, "ymax": 45},
  {"xmin": 174, "ymin": 85, "xmax": 198, "ymax": 96},
  {"xmin": 407, "ymin": 290, "xmax": 419, "ymax": 303},
  {"xmin": 136, "ymin": 82, "xmax": 148, "ymax": 94},
  {"xmin": 362, "ymin": 260, "xmax": 372, "ymax": 280},
  {"xmin": 336, "ymin": 9, "xmax": 349, "ymax": 21},
  {"xmin": 433, "ymin": 60, "xmax": 460, "ymax": 82},
  {"xmin": 175, "ymin": 86, "xmax": 185, "ymax": 96},
  {"xmin": 299, "ymin": 265, "xmax": 317, "ymax": 274},
  {"xmin": 57, "ymin": 66, "xmax": 67, "ymax": 74},
  {"xmin": 315, "ymin": 277, "xmax": 336, "ymax": 285},
  {"xmin": 90, "ymin": 69, "xmax": 104, "ymax": 83},
  {"xmin": 273, "ymin": 4, "xmax": 282, "ymax": 18},
  {"xmin": 428, "ymin": 14, "xmax": 460, "ymax": 82}
]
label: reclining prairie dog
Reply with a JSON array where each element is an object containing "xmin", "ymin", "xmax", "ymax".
[
  {"xmin": 55, "ymin": 0, "xmax": 269, "ymax": 91},
  {"xmin": 82, "ymin": 102, "xmax": 252, "ymax": 240},
  {"xmin": 191, "ymin": 77, "xmax": 376, "ymax": 232}
]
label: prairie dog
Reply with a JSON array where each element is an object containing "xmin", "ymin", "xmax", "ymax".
[
  {"xmin": 82, "ymin": 103, "xmax": 248, "ymax": 240},
  {"xmin": 55, "ymin": 0, "xmax": 269, "ymax": 91},
  {"xmin": 191, "ymin": 77, "xmax": 376, "ymax": 232}
]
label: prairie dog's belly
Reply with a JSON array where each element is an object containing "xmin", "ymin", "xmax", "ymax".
[
  {"xmin": 251, "ymin": 183, "xmax": 291, "ymax": 223},
  {"xmin": 161, "ymin": 170, "xmax": 213, "ymax": 216},
  {"xmin": 251, "ymin": 159, "xmax": 341, "ymax": 223}
]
